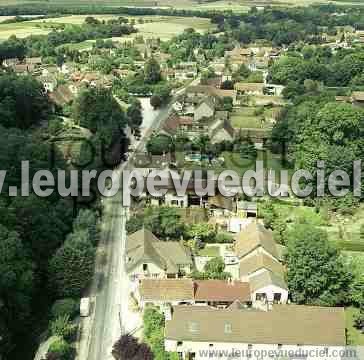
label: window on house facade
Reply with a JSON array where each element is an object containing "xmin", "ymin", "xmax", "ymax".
[
  {"xmin": 274, "ymin": 293, "xmax": 282, "ymax": 303},
  {"xmin": 224, "ymin": 323, "xmax": 232, "ymax": 334},
  {"xmin": 255, "ymin": 293, "xmax": 266, "ymax": 301},
  {"xmin": 188, "ymin": 321, "xmax": 199, "ymax": 333},
  {"xmin": 143, "ymin": 263, "xmax": 148, "ymax": 271}
]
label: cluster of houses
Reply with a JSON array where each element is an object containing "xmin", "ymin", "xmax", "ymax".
[
  {"xmin": 128, "ymin": 222, "xmax": 288, "ymax": 307},
  {"xmin": 164, "ymin": 85, "xmax": 235, "ymax": 143},
  {"xmin": 224, "ymin": 46, "xmax": 281, "ymax": 72},
  {"xmin": 1, "ymin": 55, "xmax": 126, "ymax": 110},
  {"xmin": 126, "ymin": 222, "xmax": 346, "ymax": 359}
]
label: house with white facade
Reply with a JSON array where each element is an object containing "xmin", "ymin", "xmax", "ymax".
[
  {"xmin": 165, "ymin": 304, "xmax": 346, "ymax": 360},
  {"xmin": 235, "ymin": 222, "xmax": 288, "ymax": 305},
  {"xmin": 126, "ymin": 229, "xmax": 193, "ymax": 281}
]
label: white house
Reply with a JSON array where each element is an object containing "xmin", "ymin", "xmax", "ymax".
[
  {"xmin": 235, "ymin": 222, "xmax": 288, "ymax": 306},
  {"xmin": 165, "ymin": 305, "xmax": 346, "ymax": 360},
  {"xmin": 249, "ymin": 271, "xmax": 288, "ymax": 307},
  {"xmin": 126, "ymin": 229, "xmax": 193, "ymax": 281}
]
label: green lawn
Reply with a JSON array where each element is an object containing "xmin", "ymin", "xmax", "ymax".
[
  {"xmin": 231, "ymin": 107, "xmax": 264, "ymax": 129},
  {"xmin": 346, "ymin": 307, "xmax": 364, "ymax": 345},
  {"xmin": 198, "ymin": 245, "xmax": 220, "ymax": 257},
  {"xmin": 271, "ymin": 203, "xmax": 325, "ymax": 227},
  {"xmin": 231, "ymin": 107, "xmax": 278, "ymax": 130}
]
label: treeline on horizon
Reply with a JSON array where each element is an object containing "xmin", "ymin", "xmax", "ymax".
[{"xmin": 1, "ymin": 3, "xmax": 364, "ymax": 32}]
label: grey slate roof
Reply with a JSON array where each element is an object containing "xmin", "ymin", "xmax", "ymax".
[
  {"xmin": 126, "ymin": 228, "xmax": 192, "ymax": 273},
  {"xmin": 165, "ymin": 305, "xmax": 346, "ymax": 346}
]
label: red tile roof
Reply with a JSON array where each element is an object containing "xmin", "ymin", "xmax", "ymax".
[{"xmin": 194, "ymin": 280, "xmax": 251, "ymax": 302}]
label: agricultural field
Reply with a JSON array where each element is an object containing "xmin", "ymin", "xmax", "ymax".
[
  {"xmin": 0, "ymin": 15, "xmax": 214, "ymax": 41},
  {"xmin": 0, "ymin": 21, "xmax": 50, "ymax": 39},
  {"xmin": 134, "ymin": 16, "xmax": 214, "ymax": 40},
  {"xmin": 2, "ymin": 0, "xmax": 364, "ymax": 11}
]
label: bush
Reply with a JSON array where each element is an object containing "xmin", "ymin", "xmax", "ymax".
[
  {"xmin": 215, "ymin": 232, "xmax": 234, "ymax": 243},
  {"xmin": 51, "ymin": 299, "xmax": 79, "ymax": 320},
  {"xmin": 50, "ymin": 315, "xmax": 78, "ymax": 342},
  {"xmin": 353, "ymin": 308, "xmax": 364, "ymax": 332},
  {"xmin": 150, "ymin": 95, "xmax": 162, "ymax": 109},
  {"xmin": 48, "ymin": 338, "xmax": 74, "ymax": 360}
]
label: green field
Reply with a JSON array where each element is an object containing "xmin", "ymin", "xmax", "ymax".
[
  {"xmin": 0, "ymin": 21, "xmax": 50, "ymax": 39},
  {"xmin": 2, "ymin": 0, "xmax": 363, "ymax": 11},
  {"xmin": 0, "ymin": 15, "xmax": 214, "ymax": 41}
]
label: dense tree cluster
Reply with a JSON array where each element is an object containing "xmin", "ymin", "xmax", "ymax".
[
  {"xmin": 0, "ymin": 74, "xmax": 50, "ymax": 129},
  {"xmin": 0, "ymin": 17, "xmax": 136, "ymax": 60},
  {"xmin": 0, "ymin": 123, "xmax": 74, "ymax": 359},
  {"xmin": 72, "ymin": 86, "xmax": 128, "ymax": 163},
  {"xmin": 285, "ymin": 224, "xmax": 351, "ymax": 306},
  {"xmin": 126, "ymin": 207, "xmax": 185, "ymax": 240},
  {"xmin": 269, "ymin": 47, "xmax": 364, "ymax": 90},
  {"xmin": 0, "ymin": 36, "xmax": 26, "ymax": 62},
  {"xmin": 272, "ymin": 94, "xmax": 364, "ymax": 209}
]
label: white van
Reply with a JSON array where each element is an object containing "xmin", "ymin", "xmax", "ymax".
[{"xmin": 80, "ymin": 297, "xmax": 90, "ymax": 317}]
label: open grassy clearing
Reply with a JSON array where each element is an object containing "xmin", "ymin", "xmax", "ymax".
[
  {"xmin": 271, "ymin": 203, "xmax": 326, "ymax": 226},
  {"xmin": 231, "ymin": 107, "xmax": 266, "ymax": 129},
  {"xmin": 57, "ymin": 40, "xmax": 95, "ymax": 51},
  {"xmin": 231, "ymin": 106, "xmax": 280, "ymax": 129}
]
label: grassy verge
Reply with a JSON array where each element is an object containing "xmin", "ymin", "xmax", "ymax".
[{"xmin": 346, "ymin": 307, "xmax": 364, "ymax": 345}]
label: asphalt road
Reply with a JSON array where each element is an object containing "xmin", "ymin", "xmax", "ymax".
[{"xmin": 80, "ymin": 80, "xmax": 200, "ymax": 360}]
